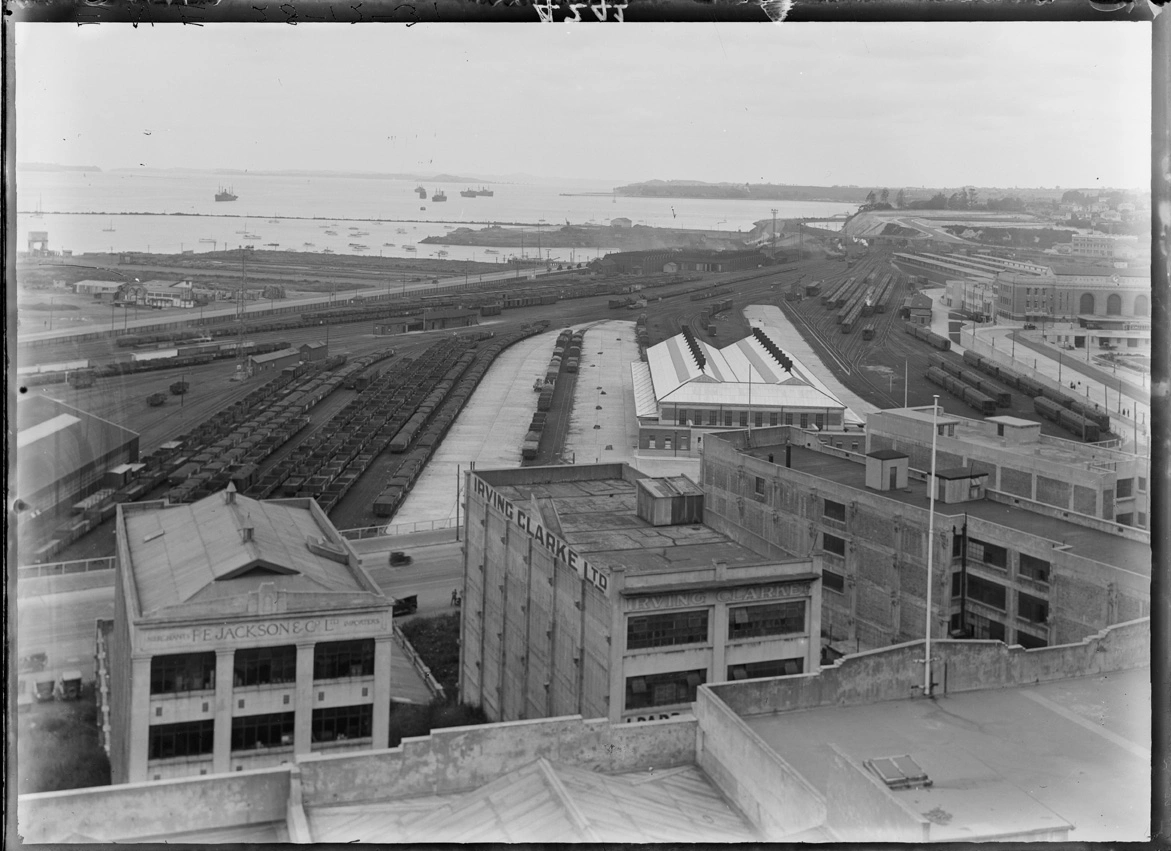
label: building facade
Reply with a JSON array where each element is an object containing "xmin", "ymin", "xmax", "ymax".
[
  {"xmin": 460, "ymin": 464, "xmax": 821, "ymax": 724},
  {"xmin": 249, "ymin": 347, "xmax": 301, "ymax": 373},
  {"xmin": 701, "ymin": 423, "xmax": 1150, "ymax": 653},
  {"xmin": 108, "ymin": 488, "xmax": 393, "ymax": 784},
  {"xmin": 996, "ymin": 267, "xmax": 1150, "ymax": 322}
]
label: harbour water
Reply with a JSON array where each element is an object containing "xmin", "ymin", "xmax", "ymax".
[{"xmin": 15, "ymin": 170, "xmax": 857, "ymax": 263}]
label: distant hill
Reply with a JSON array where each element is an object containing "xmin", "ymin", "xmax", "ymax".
[
  {"xmin": 18, "ymin": 162, "xmax": 101, "ymax": 172},
  {"xmin": 615, "ymin": 181, "xmax": 870, "ymax": 202}
]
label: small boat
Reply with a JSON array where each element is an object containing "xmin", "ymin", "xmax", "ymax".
[
  {"xmin": 351, "ymin": 244, "xmax": 368, "ymax": 251},
  {"xmin": 103, "ymin": 219, "xmax": 116, "ymax": 232},
  {"xmin": 460, "ymin": 188, "xmax": 478, "ymax": 198},
  {"xmin": 265, "ymin": 242, "xmax": 280, "ymax": 247},
  {"xmin": 420, "ymin": 206, "xmax": 426, "ymax": 211},
  {"xmin": 404, "ymin": 245, "xmax": 417, "ymax": 252},
  {"xmin": 267, "ymin": 219, "xmax": 280, "ymax": 224},
  {"xmin": 243, "ymin": 232, "xmax": 261, "ymax": 239},
  {"xmin": 436, "ymin": 250, "xmax": 449, "ymax": 258},
  {"xmin": 198, "ymin": 238, "xmax": 217, "ymax": 243},
  {"xmin": 303, "ymin": 242, "xmax": 315, "ymax": 247},
  {"xmin": 396, "ymin": 228, "xmax": 408, "ymax": 234},
  {"xmin": 484, "ymin": 248, "xmax": 499, "ymax": 254},
  {"xmin": 324, "ymin": 230, "xmax": 338, "ymax": 235},
  {"xmin": 216, "ymin": 186, "xmax": 238, "ymax": 202},
  {"xmin": 432, "ymin": 190, "xmax": 447, "ymax": 202},
  {"xmin": 31, "ymin": 196, "xmax": 44, "ymax": 218},
  {"xmin": 383, "ymin": 242, "xmax": 395, "ymax": 247},
  {"xmin": 322, "ymin": 247, "xmax": 335, "ymax": 253}
]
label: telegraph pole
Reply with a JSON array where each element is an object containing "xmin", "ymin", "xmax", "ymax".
[{"xmin": 771, "ymin": 208, "xmax": 778, "ymax": 260}]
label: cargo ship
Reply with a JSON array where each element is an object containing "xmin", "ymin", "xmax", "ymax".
[
  {"xmin": 415, "ymin": 186, "xmax": 427, "ymax": 199},
  {"xmin": 460, "ymin": 188, "xmax": 478, "ymax": 198},
  {"xmin": 432, "ymin": 190, "xmax": 447, "ymax": 202},
  {"xmin": 215, "ymin": 186, "xmax": 238, "ymax": 202},
  {"xmin": 476, "ymin": 187, "xmax": 494, "ymax": 197}
]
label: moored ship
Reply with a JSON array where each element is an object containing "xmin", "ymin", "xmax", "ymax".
[
  {"xmin": 432, "ymin": 190, "xmax": 448, "ymax": 202},
  {"xmin": 215, "ymin": 186, "xmax": 238, "ymax": 202}
]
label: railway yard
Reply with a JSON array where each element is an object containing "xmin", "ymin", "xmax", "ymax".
[{"xmin": 16, "ymin": 243, "xmax": 1117, "ymax": 565}]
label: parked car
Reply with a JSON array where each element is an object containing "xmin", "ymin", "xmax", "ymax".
[{"xmin": 392, "ymin": 595, "xmax": 418, "ymax": 617}]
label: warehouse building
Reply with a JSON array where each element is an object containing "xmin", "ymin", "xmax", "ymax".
[
  {"xmin": 74, "ymin": 279, "xmax": 125, "ymax": 300},
  {"xmin": 460, "ymin": 464, "xmax": 821, "ymax": 724},
  {"xmin": 106, "ymin": 487, "xmax": 394, "ymax": 784},
  {"xmin": 248, "ymin": 347, "xmax": 301, "ymax": 373},
  {"xmin": 701, "ymin": 421, "xmax": 1149, "ymax": 653},
  {"xmin": 298, "ymin": 340, "xmax": 328, "ymax": 362},
  {"xmin": 632, "ymin": 326, "xmax": 860, "ymax": 456},
  {"xmin": 15, "ymin": 395, "xmax": 140, "ymax": 536},
  {"xmin": 866, "ymin": 407, "xmax": 1150, "ymax": 529}
]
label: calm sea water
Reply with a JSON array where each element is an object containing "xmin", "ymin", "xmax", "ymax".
[{"xmin": 15, "ymin": 171, "xmax": 856, "ymax": 263}]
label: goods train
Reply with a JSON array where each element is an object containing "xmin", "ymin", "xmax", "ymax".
[
  {"xmin": 1033, "ymin": 395, "xmax": 1101, "ymax": 442},
  {"xmin": 925, "ymin": 366, "xmax": 997, "ymax": 415},
  {"xmin": 927, "ymin": 354, "xmax": 1012, "ymax": 408},
  {"xmin": 904, "ymin": 322, "xmax": 951, "ymax": 351}
]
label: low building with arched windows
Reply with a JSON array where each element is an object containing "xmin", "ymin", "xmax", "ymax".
[{"xmin": 994, "ymin": 266, "xmax": 1150, "ymax": 325}]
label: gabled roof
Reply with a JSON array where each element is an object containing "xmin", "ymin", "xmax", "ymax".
[
  {"xmin": 250, "ymin": 347, "xmax": 300, "ymax": 364},
  {"xmin": 307, "ymin": 758, "xmax": 757, "ymax": 843},
  {"xmin": 122, "ymin": 490, "xmax": 378, "ymax": 617}
]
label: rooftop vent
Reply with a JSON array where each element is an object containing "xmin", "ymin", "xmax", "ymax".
[
  {"xmin": 224, "ymin": 482, "xmax": 237, "ymax": 504},
  {"xmin": 751, "ymin": 327, "xmax": 793, "ymax": 374},
  {"xmin": 636, "ymin": 476, "xmax": 704, "ymax": 526},
  {"xmin": 240, "ymin": 515, "xmax": 254, "ymax": 543},
  {"xmin": 864, "ymin": 755, "xmax": 933, "ymax": 790},
  {"xmin": 680, "ymin": 326, "xmax": 707, "ymax": 372}
]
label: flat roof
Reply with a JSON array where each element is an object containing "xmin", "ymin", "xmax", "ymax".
[
  {"xmin": 867, "ymin": 449, "xmax": 908, "ymax": 461},
  {"xmin": 16, "ymin": 396, "xmax": 140, "ymax": 497},
  {"xmin": 986, "ymin": 415, "xmax": 1039, "ymax": 428},
  {"xmin": 743, "ymin": 667, "xmax": 1150, "ymax": 842},
  {"xmin": 488, "ymin": 475, "xmax": 797, "ymax": 572},
  {"xmin": 121, "ymin": 490, "xmax": 381, "ymax": 618},
  {"xmin": 250, "ymin": 347, "xmax": 300, "ymax": 363},
  {"xmin": 740, "ymin": 444, "xmax": 1149, "ymax": 573}
]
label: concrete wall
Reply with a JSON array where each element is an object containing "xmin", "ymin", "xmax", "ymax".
[
  {"xmin": 824, "ymin": 744, "xmax": 929, "ymax": 842},
  {"xmin": 693, "ymin": 683, "xmax": 826, "ymax": 839},
  {"xmin": 18, "ymin": 766, "xmax": 290, "ymax": 843},
  {"xmin": 297, "ymin": 714, "xmax": 698, "ymax": 806},
  {"xmin": 707, "ymin": 617, "xmax": 1149, "ymax": 717}
]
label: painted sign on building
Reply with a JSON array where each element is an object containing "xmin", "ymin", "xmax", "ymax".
[{"xmin": 473, "ymin": 475, "xmax": 609, "ymax": 592}]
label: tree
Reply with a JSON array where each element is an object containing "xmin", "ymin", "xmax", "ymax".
[
  {"xmin": 880, "ymin": 188, "xmax": 889, "ymax": 204},
  {"xmin": 895, "ymin": 189, "xmax": 906, "ymax": 208},
  {"xmin": 865, "ymin": 190, "xmax": 877, "ymax": 206}
]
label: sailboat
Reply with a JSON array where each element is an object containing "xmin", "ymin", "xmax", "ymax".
[
  {"xmin": 103, "ymin": 218, "xmax": 116, "ymax": 232},
  {"xmin": 31, "ymin": 196, "xmax": 43, "ymax": 218}
]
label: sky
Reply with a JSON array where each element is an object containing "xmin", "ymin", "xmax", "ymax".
[{"xmin": 15, "ymin": 22, "xmax": 1152, "ymax": 189}]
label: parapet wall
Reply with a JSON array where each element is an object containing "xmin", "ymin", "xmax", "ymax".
[
  {"xmin": 708, "ymin": 617, "xmax": 1149, "ymax": 717},
  {"xmin": 17, "ymin": 766, "xmax": 290, "ymax": 843},
  {"xmin": 297, "ymin": 713, "xmax": 698, "ymax": 806}
]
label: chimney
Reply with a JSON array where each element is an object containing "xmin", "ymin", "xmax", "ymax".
[
  {"xmin": 225, "ymin": 482, "xmax": 237, "ymax": 504},
  {"xmin": 241, "ymin": 514, "xmax": 254, "ymax": 543}
]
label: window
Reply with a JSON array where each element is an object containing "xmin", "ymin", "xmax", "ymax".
[
  {"xmin": 815, "ymin": 414, "xmax": 825, "ymax": 430},
  {"xmin": 626, "ymin": 610, "xmax": 709, "ymax": 650},
  {"xmin": 784, "ymin": 414, "xmax": 794, "ymax": 426},
  {"xmin": 1018, "ymin": 554, "xmax": 1050, "ymax": 584},
  {"xmin": 707, "ymin": 410, "xmax": 717, "ymax": 426},
  {"xmin": 950, "ymin": 572, "xmax": 964, "ymax": 598},
  {"xmin": 970, "ymin": 538, "xmax": 1007, "ymax": 569},
  {"xmin": 234, "ymin": 645, "xmax": 297, "ymax": 688},
  {"xmin": 151, "ymin": 652, "xmax": 216, "ymax": 695},
  {"xmin": 314, "ymin": 639, "xmax": 375, "ymax": 680},
  {"xmin": 676, "ymin": 408, "xmax": 687, "ymax": 426},
  {"xmin": 822, "ymin": 533, "xmax": 846, "ymax": 557},
  {"xmin": 753, "ymin": 411, "xmax": 763, "ymax": 428},
  {"xmin": 952, "ymin": 532, "xmax": 965, "ymax": 558},
  {"xmin": 1116, "ymin": 478, "xmax": 1134, "ymax": 498},
  {"xmin": 724, "ymin": 411, "xmax": 734, "ymax": 427},
  {"xmin": 754, "ymin": 476, "xmax": 766, "ymax": 496},
  {"xmin": 822, "ymin": 569, "xmax": 845, "ymax": 594},
  {"xmin": 800, "ymin": 414, "xmax": 809, "ymax": 429},
  {"xmin": 1138, "ymin": 477, "xmax": 1147, "ymax": 492},
  {"xmin": 1018, "ymin": 592, "xmax": 1049, "ymax": 624},
  {"xmin": 728, "ymin": 601, "xmax": 805, "ymax": 640},
  {"xmin": 824, "ymin": 500, "xmax": 846, "ymax": 523},
  {"xmin": 149, "ymin": 720, "xmax": 214, "ymax": 760},
  {"xmin": 739, "ymin": 411, "xmax": 749, "ymax": 427},
  {"xmin": 231, "ymin": 712, "xmax": 295, "ymax": 751},
  {"xmin": 312, "ymin": 704, "xmax": 373, "ymax": 743},
  {"xmin": 1138, "ymin": 512, "xmax": 1148, "ymax": 527},
  {"xmin": 625, "ymin": 669, "xmax": 706, "ymax": 710},
  {"xmin": 769, "ymin": 412, "xmax": 779, "ymax": 427},
  {"xmin": 728, "ymin": 658, "xmax": 804, "ymax": 680},
  {"xmin": 1115, "ymin": 513, "xmax": 1133, "ymax": 527},
  {"xmin": 967, "ymin": 575, "xmax": 1006, "ymax": 611},
  {"xmin": 648, "ymin": 435, "xmax": 656, "ymax": 450}
]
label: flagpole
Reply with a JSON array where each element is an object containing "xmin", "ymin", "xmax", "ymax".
[{"xmin": 924, "ymin": 395, "xmax": 939, "ymax": 697}]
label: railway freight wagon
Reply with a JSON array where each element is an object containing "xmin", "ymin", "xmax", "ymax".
[
  {"xmin": 961, "ymin": 349, "xmax": 1048, "ymax": 398},
  {"xmin": 925, "ymin": 367, "xmax": 996, "ymax": 415},
  {"xmin": 905, "ymin": 322, "xmax": 951, "ymax": 350},
  {"xmin": 1033, "ymin": 396, "xmax": 1101, "ymax": 442},
  {"xmin": 927, "ymin": 354, "xmax": 1012, "ymax": 408}
]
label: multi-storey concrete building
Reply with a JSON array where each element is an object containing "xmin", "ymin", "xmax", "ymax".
[
  {"xmin": 108, "ymin": 487, "xmax": 394, "ymax": 783},
  {"xmin": 701, "ymin": 422, "xmax": 1149, "ymax": 652},
  {"xmin": 995, "ymin": 266, "xmax": 1150, "ymax": 323},
  {"xmin": 460, "ymin": 464, "xmax": 821, "ymax": 724}
]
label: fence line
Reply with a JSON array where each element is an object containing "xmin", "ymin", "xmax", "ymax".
[
  {"xmin": 338, "ymin": 517, "xmax": 458, "ymax": 541},
  {"xmin": 393, "ymin": 624, "xmax": 446, "ymax": 701},
  {"xmin": 17, "ymin": 557, "xmax": 116, "ymax": 580}
]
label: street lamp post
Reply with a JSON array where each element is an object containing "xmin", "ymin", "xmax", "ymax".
[{"xmin": 923, "ymin": 394, "xmax": 940, "ymax": 698}]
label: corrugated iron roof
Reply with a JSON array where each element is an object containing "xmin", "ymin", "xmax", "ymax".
[
  {"xmin": 307, "ymin": 759, "xmax": 756, "ymax": 843},
  {"xmin": 123, "ymin": 491, "xmax": 374, "ymax": 616},
  {"xmin": 630, "ymin": 361, "xmax": 658, "ymax": 418},
  {"xmin": 251, "ymin": 347, "xmax": 300, "ymax": 364}
]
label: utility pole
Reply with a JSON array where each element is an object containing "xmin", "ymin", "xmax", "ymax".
[
  {"xmin": 771, "ymin": 208, "xmax": 778, "ymax": 261},
  {"xmin": 923, "ymin": 395, "xmax": 940, "ymax": 698}
]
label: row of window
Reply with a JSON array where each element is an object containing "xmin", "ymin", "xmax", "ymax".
[
  {"xmin": 623, "ymin": 658, "xmax": 805, "ymax": 710},
  {"xmin": 950, "ymin": 612, "xmax": 1048, "ymax": 649},
  {"xmin": 670, "ymin": 409, "xmax": 838, "ymax": 430},
  {"xmin": 626, "ymin": 602, "xmax": 806, "ymax": 650},
  {"xmin": 147, "ymin": 704, "xmax": 374, "ymax": 760},
  {"xmin": 150, "ymin": 639, "xmax": 376, "ymax": 696},
  {"xmin": 950, "ymin": 573, "xmax": 1049, "ymax": 623},
  {"xmin": 952, "ymin": 535, "xmax": 1052, "ymax": 584}
]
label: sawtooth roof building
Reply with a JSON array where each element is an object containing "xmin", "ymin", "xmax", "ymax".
[{"xmin": 632, "ymin": 326, "xmax": 861, "ymax": 456}]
